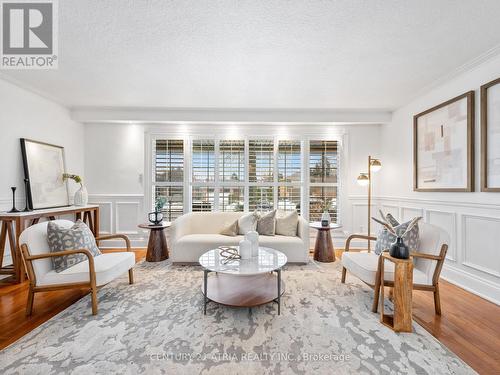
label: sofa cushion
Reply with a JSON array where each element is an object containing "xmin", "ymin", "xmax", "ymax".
[
  {"xmin": 238, "ymin": 212, "xmax": 258, "ymax": 235},
  {"xmin": 220, "ymin": 220, "xmax": 238, "ymax": 236},
  {"xmin": 276, "ymin": 210, "xmax": 298, "ymax": 236},
  {"xmin": 47, "ymin": 219, "xmax": 101, "ymax": 273},
  {"xmin": 341, "ymin": 251, "xmax": 430, "ymax": 285},
  {"xmin": 257, "ymin": 210, "xmax": 276, "ymax": 236},
  {"xmin": 174, "ymin": 233, "xmax": 307, "ymax": 263},
  {"xmin": 374, "ymin": 219, "xmax": 420, "ymax": 255},
  {"xmin": 38, "ymin": 252, "xmax": 135, "ymax": 287}
]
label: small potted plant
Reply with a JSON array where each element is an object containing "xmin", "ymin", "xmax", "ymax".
[
  {"xmin": 321, "ymin": 199, "xmax": 332, "ymax": 227},
  {"xmin": 63, "ymin": 173, "xmax": 87, "ymax": 206},
  {"xmin": 149, "ymin": 196, "xmax": 167, "ymax": 225}
]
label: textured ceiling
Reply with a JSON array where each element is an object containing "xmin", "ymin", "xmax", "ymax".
[{"xmin": 2, "ymin": 0, "xmax": 500, "ymax": 110}]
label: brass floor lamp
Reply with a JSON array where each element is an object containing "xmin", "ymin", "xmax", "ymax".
[{"xmin": 357, "ymin": 156, "xmax": 382, "ymax": 250}]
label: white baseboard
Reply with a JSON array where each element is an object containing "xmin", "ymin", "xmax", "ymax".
[{"xmin": 440, "ymin": 264, "xmax": 500, "ymax": 306}]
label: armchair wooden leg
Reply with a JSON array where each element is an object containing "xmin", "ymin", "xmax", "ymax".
[
  {"xmin": 26, "ymin": 286, "xmax": 35, "ymax": 316},
  {"xmin": 434, "ymin": 284, "xmax": 442, "ymax": 315},
  {"xmin": 128, "ymin": 269, "xmax": 134, "ymax": 284},
  {"xmin": 91, "ymin": 286, "xmax": 98, "ymax": 315},
  {"xmin": 341, "ymin": 267, "xmax": 347, "ymax": 283}
]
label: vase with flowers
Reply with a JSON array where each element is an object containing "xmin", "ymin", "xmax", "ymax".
[
  {"xmin": 63, "ymin": 173, "xmax": 87, "ymax": 206},
  {"xmin": 321, "ymin": 199, "xmax": 332, "ymax": 227},
  {"xmin": 149, "ymin": 196, "xmax": 167, "ymax": 225}
]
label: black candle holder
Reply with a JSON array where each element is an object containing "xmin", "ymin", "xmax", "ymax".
[
  {"xmin": 8, "ymin": 187, "xmax": 20, "ymax": 213},
  {"xmin": 23, "ymin": 178, "xmax": 32, "ymax": 212}
]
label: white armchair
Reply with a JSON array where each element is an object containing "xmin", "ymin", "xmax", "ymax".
[
  {"xmin": 19, "ymin": 220, "xmax": 135, "ymax": 316},
  {"xmin": 341, "ymin": 222, "xmax": 449, "ymax": 315}
]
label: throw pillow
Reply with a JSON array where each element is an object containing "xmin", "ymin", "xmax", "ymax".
[
  {"xmin": 220, "ymin": 220, "xmax": 238, "ymax": 236},
  {"xmin": 275, "ymin": 210, "xmax": 298, "ymax": 236},
  {"xmin": 374, "ymin": 218, "xmax": 420, "ymax": 255},
  {"xmin": 257, "ymin": 210, "xmax": 276, "ymax": 236},
  {"xmin": 238, "ymin": 212, "xmax": 258, "ymax": 235},
  {"xmin": 47, "ymin": 220, "xmax": 101, "ymax": 273}
]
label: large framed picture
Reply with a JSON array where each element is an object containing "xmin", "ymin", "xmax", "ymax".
[
  {"xmin": 481, "ymin": 77, "xmax": 500, "ymax": 191},
  {"xmin": 20, "ymin": 139, "xmax": 70, "ymax": 209},
  {"xmin": 413, "ymin": 91, "xmax": 475, "ymax": 192}
]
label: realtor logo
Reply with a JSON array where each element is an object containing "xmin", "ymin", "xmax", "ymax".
[{"xmin": 1, "ymin": 0, "xmax": 58, "ymax": 69}]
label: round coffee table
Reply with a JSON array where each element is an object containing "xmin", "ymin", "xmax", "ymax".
[
  {"xmin": 138, "ymin": 222, "xmax": 171, "ymax": 262},
  {"xmin": 199, "ymin": 247, "xmax": 287, "ymax": 315},
  {"xmin": 310, "ymin": 222, "xmax": 342, "ymax": 263}
]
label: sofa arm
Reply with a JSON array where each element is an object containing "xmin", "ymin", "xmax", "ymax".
[
  {"xmin": 169, "ymin": 213, "xmax": 193, "ymax": 247},
  {"xmin": 297, "ymin": 216, "xmax": 310, "ymax": 251}
]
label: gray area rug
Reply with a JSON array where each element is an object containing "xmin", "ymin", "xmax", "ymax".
[{"xmin": 0, "ymin": 261, "xmax": 474, "ymax": 374}]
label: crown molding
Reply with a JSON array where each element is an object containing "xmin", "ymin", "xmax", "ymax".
[{"xmin": 70, "ymin": 107, "xmax": 392, "ymax": 124}]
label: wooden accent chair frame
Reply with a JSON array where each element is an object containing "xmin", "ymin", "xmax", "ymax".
[
  {"xmin": 19, "ymin": 220, "xmax": 135, "ymax": 316},
  {"xmin": 341, "ymin": 222, "xmax": 449, "ymax": 315}
]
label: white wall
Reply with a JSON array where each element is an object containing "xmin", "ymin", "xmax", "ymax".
[
  {"xmin": 84, "ymin": 122, "xmax": 382, "ymax": 248},
  {"xmin": 375, "ymin": 53, "xmax": 500, "ymax": 304},
  {"xmin": 0, "ymin": 78, "xmax": 85, "ymax": 264}
]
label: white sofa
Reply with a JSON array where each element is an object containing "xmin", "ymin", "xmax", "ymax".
[{"xmin": 170, "ymin": 212, "xmax": 310, "ymax": 263}]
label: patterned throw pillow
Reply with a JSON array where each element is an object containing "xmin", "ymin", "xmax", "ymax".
[
  {"xmin": 47, "ymin": 220, "xmax": 101, "ymax": 273},
  {"xmin": 257, "ymin": 210, "xmax": 277, "ymax": 236},
  {"xmin": 374, "ymin": 218, "xmax": 420, "ymax": 255},
  {"xmin": 238, "ymin": 212, "xmax": 259, "ymax": 235},
  {"xmin": 275, "ymin": 210, "xmax": 298, "ymax": 236}
]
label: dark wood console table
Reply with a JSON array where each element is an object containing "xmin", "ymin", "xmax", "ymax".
[{"xmin": 0, "ymin": 205, "xmax": 99, "ymax": 284}]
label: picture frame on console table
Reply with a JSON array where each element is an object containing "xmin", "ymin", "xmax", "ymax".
[
  {"xmin": 20, "ymin": 138, "xmax": 70, "ymax": 209},
  {"xmin": 413, "ymin": 91, "xmax": 474, "ymax": 192},
  {"xmin": 481, "ymin": 77, "xmax": 500, "ymax": 192}
]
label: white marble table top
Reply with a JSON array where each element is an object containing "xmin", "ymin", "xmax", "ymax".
[{"xmin": 199, "ymin": 247, "xmax": 287, "ymax": 275}]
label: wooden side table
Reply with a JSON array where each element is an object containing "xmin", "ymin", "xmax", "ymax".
[
  {"xmin": 138, "ymin": 222, "xmax": 171, "ymax": 262},
  {"xmin": 378, "ymin": 253, "xmax": 413, "ymax": 333},
  {"xmin": 310, "ymin": 222, "xmax": 342, "ymax": 263}
]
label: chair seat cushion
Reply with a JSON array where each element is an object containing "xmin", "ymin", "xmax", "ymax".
[
  {"xmin": 38, "ymin": 252, "xmax": 135, "ymax": 287},
  {"xmin": 341, "ymin": 251, "xmax": 430, "ymax": 286}
]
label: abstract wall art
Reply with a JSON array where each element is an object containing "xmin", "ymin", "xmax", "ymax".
[
  {"xmin": 481, "ymin": 77, "xmax": 500, "ymax": 191},
  {"xmin": 413, "ymin": 91, "xmax": 474, "ymax": 192},
  {"xmin": 20, "ymin": 139, "xmax": 70, "ymax": 209}
]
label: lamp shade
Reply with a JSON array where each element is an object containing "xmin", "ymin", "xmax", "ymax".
[
  {"xmin": 370, "ymin": 158, "xmax": 382, "ymax": 172},
  {"xmin": 357, "ymin": 173, "xmax": 369, "ymax": 186}
]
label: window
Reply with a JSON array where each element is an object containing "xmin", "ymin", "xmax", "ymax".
[
  {"xmin": 249, "ymin": 139, "xmax": 274, "ymax": 211},
  {"xmin": 192, "ymin": 140, "xmax": 215, "ymax": 211},
  {"xmin": 153, "ymin": 139, "xmax": 184, "ymax": 221},
  {"xmin": 150, "ymin": 136, "xmax": 340, "ymax": 223},
  {"xmin": 309, "ymin": 140, "xmax": 339, "ymax": 223},
  {"xmin": 278, "ymin": 140, "xmax": 301, "ymax": 213}
]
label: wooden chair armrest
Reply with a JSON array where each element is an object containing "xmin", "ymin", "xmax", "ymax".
[
  {"xmin": 25, "ymin": 248, "xmax": 93, "ymax": 261},
  {"xmin": 410, "ymin": 251, "xmax": 442, "ymax": 261},
  {"xmin": 95, "ymin": 234, "xmax": 131, "ymax": 251},
  {"xmin": 22, "ymin": 247, "xmax": 96, "ymax": 286},
  {"xmin": 345, "ymin": 234, "xmax": 377, "ymax": 252}
]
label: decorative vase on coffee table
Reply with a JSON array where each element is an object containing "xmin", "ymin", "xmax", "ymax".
[
  {"xmin": 245, "ymin": 230, "xmax": 259, "ymax": 256},
  {"xmin": 239, "ymin": 238, "xmax": 252, "ymax": 260}
]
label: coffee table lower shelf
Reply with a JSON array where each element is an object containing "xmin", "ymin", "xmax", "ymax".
[{"xmin": 201, "ymin": 273, "xmax": 285, "ymax": 311}]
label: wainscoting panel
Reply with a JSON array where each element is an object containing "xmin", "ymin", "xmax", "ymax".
[
  {"xmin": 462, "ymin": 214, "xmax": 500, "ymax": 278},
  {"xmin": 347, "ymin": 195, "xmax": 500, "ymax": 305},
  {"xmin": 89, "ymin": 194, "xmax": 147, "ymax": 248}
]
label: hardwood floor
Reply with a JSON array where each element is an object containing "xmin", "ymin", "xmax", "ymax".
[{"xmin": 0, "ymin": 248, "xmax": 499, "ymax": 374}]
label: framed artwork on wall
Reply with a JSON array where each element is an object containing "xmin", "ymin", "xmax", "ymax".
[
  {"xmin": 413, "ymin": 91, "xmax": 475, "ymax": 192},
  {"xmin": 481, "ymin": 77, "xmax": 500, "ymax": 192},
  {"xmin": 20, "ymin": 138, "xmax": 70, "ymax": 209}
]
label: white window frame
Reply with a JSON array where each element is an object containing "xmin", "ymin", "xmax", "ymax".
[{"xmin": 145, "ymin": 129, "xmax": 343, "ymax": 224}]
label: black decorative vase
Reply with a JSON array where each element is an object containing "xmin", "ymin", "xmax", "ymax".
[
  {"xmin": 8, "ymin": 187, "xmax": 20, "ymax": 213},
  {"xmin": 389, "ymin": 236, "xmax": 409, "ymax": 259},
  {"xmin": 148, "ymin": 211, "xmax": 163, "ymax": 225}
]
